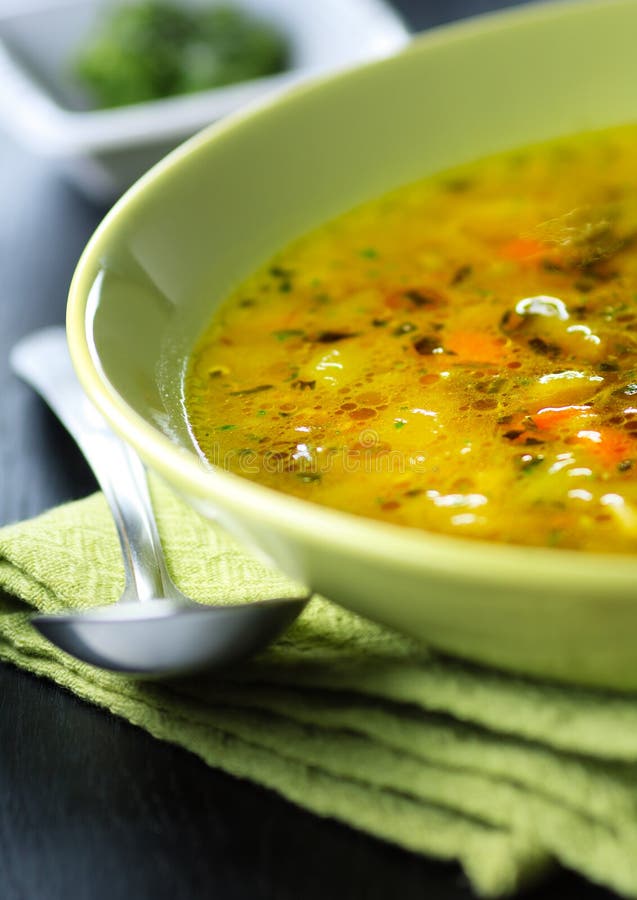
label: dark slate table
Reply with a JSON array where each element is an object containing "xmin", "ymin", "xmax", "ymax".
[{"xmin": 0, "ymin": 2, "xmax": 619, "ymax": 897}]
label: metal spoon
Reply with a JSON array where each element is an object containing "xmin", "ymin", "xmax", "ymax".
[{"xmin": 10, "ymin": 327, "xmax": 307, "ymax": 677}]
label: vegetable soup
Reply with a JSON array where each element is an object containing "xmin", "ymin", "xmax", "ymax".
[{"xmin": 185, "ymin": 124, "xmax": 637, "ymax": 553}]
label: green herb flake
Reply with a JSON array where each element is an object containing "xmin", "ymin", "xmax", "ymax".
[
  {"xmin": 394, "ymin": 419, "xmax": 407, "ymax": 430},
  {"xmin": 359, "ymin": 247, "xmax": 379, "ymax": 259},
  {"xmin": 296, "ymin": 472, "xmax": 322, "ymax": 484},
  {"xmin": 229, "ymin": 384, "xmax": 273, "ymax": 396},
  {"xmin": 517, "ymin": 453, "xmax": 544, "ymax": 473},
  {"xmin": 272, "ymin": 329, "xmax": 305, "ymax": 341},
  {"xmin": 216, "ymin": 424, "xmax": 237, "ymax": 431},
  {"xmin": 392, "ymin": 322, "xmax": 418, "ymax": 337}
]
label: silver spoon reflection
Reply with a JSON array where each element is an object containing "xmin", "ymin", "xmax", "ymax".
[{"xmin": 11, "ymin": 328, "xmax": 307, "ymax": 677}]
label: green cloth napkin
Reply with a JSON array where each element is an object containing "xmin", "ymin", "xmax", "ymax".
[{"xmin": 2, "ymin": 479, "xmax": 637, "ymax": 897}]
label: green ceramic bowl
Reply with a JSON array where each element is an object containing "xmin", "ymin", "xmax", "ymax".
[{"xmin": 67, "ymin": 0, "xmax": 637, "ymax": 691}]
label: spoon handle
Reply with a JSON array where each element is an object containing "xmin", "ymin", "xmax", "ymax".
[{"xmin": 11, "ymin": 327, "xmax": 175, "ymax": 604}]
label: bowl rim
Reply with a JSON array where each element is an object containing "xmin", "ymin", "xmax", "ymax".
[{"xmin": 67, "ymin": 0, "xmax": 637, "ymax": 596}]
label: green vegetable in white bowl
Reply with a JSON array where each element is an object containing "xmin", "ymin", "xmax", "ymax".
[{"xmin": 75, "ymin": 0, "xmax": 290, "ymax": 108}]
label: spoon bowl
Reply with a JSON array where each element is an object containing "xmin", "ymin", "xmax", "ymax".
[
  {"xmin": 33, "ymin": 596, "xmax": 304, "ymax": 675},
  {"xmin": 11, "ymin": 327, "xmax": 307, "ymax": 677}
]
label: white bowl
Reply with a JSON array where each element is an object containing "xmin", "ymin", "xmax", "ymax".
[{"xmin": 0, "ymin": 0, "xmax": 409, "ymax": 202}]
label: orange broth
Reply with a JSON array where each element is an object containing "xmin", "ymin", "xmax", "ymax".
[{"xmin": 185, "ymin": 124, "xmax": 637, "ymax": 553}]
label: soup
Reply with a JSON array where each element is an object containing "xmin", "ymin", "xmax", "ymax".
[{"xmin": 185, "ymin": 124, "xmax": 637, "ymax": 553}]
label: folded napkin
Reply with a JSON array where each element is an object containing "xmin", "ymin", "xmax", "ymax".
[{"xmin": 2, "ymin": 478, "xmax": 637, "ymax": 898}]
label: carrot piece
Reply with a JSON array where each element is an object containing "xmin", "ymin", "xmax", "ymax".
[
  {"xmin": 576, "ymin": 426, "xmax": 636, "ymax": 466},
  {"xmin": 532, "ymin": 407, "xmax": 635, "ymax": 466},
  {"xmin": 445, "ymin": 331, "xmax": 508, "ymax": 363},
  {"xmin": 500, "ymin": 236, "xmax": 545, "ymax": 261},
  {"xmin": 533, "ymin": 405, "xmax": 594, "ymax": 430}
]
